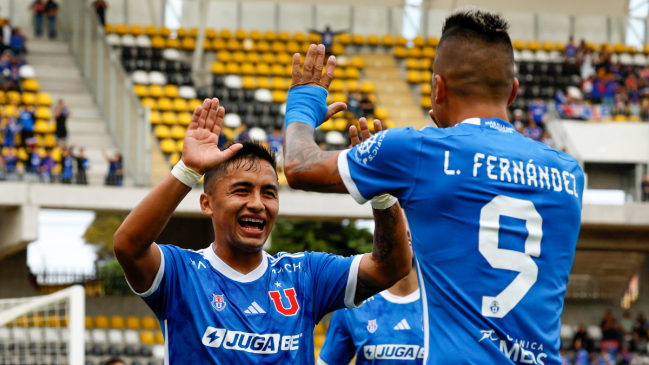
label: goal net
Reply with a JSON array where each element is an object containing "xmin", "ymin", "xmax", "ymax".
[{"xmin": 0, "ymin": 285, "xmax": 85, "ymax": 365}]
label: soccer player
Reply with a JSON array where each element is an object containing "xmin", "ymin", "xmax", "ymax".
[
  {"xmin": 318, "ymin": 214, "xmax": 423, "ymax": 365},
  {"xmin": 282, "ymin": 9, "xmax": 583, "ymax": 365},
  {"xmin": 113, "ymin": 98, "xmax": 412, "ymax": 364}
]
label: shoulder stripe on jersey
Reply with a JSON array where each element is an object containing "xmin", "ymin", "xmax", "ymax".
[
  {"xmin": 126, "ymin": 244, "xmax": 165, "ymax": 298},
  {"xmin": 337, "ymin": 149, "xmax": 368, "ymax": 205},
  {"xmin": 270, "ymin": 253, "xmax": 305, "ymax": 266},
  {"xmin": 316, "ymin": 358, "xmax": 331, "ymax": 365},
  {"xmin": 344, "ymin": 255, "xmax": 364, "ymax": 308},
  {"xmin": 415, "ymin": 256, "xmax": 429, "ymax": 365}
]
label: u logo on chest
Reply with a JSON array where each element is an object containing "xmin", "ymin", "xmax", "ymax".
[{"xmin": 268, "ymin": 288, "xmax": 300, "ymax": 316}]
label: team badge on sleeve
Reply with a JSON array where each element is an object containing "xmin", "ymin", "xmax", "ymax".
[
  {"xmin": 211, "ymin": 294, "xmax": 227, "ymax": 311},
  {"xmin": 367, "ymin": 319, "xmax": 378, "ymax": 333}
]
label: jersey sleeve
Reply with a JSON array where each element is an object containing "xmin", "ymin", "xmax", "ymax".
[
  {"xmin": 317, "ymin": 311, "xmax": 356, "ymax": 365},
  {"xmin": 307, "ymin": 251, "xmax": 363, "ymax": 322},
  {"xmin": 126, "ymin": 244, "xmax": 189, "ymax": 320},
  {"xmin": 338, "ymin": 127, "xmax": 423, "ymax": 205}
]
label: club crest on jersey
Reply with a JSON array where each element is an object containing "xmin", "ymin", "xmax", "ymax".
[
  {"xmin": 354, "ymin": 130, "xmax": 388, "ymax": 165},
  {"xmin": 269, "ymin": 288, "xmax": 300, "ymax": 316},
  {"xmin": 211, "ymin": 294, "xmax": 227, "ymax": 311},
  {"xmin": 367, "ymin": 319, "xmax": 378, "ymax": 333}
]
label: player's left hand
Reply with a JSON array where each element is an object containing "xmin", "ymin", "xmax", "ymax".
[
  {"xmin": 290, "ymin": 44, "xmax": 347, "ymax": 122},
  {"xmin": 350, "ymin": 117, "xmax": 383, "ymax": 147}
]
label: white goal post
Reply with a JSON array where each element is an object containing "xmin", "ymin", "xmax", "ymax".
[{"xmin": 0, "ymin": 285, "xmax": 85, "ymax": 365}]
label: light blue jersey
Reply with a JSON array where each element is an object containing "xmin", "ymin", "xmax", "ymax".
[
  {"xmin": 337, "ymin": 118, "xmax": 583, "ymax": 365},
  {"xmin": 131, "ymin": 244, "xmax": 362, "ymax": 364},
  {"xmin": 318, "ymin": 290, "xmax": 424, "ymax": 365}
]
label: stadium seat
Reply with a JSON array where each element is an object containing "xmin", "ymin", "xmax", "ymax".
[
  {"xmin": 92, "ymin": 328, "xmax": 108, "ymax": 343},
  {"xmin": 382, "ymin": 34, "xmax": 395, "ymax": 46},
  {"xmin": 249, "ymin": 127, "xmax": 267, "ymax": 141},
  {"xmin": 149, "ymin": 110, "xmax": 161, "ymax": 124},
  {"xmin": 162, "ymin": 111, "xmax": 177, "ymax": 125},
  {"xmin": 23, "ymin": 79, "xmax": 40, "ymax": 92},
  {"xmin": 110, "ymin": 316, "xmax": 125, "ymax": 329},
  {"xmin": 224, "ymin": 114, "xmax": 242, "ymax": 128},
  {"xmin": 148, "ymin": 71, "xmax": 167, "ymax": 85},
  {"xmin": 121, "ymin": 34, "xmax": 136, "ymax": 47},
  {"xmin": 106, "ymin": 34, "xmax": 120, "ymax": 46},
  {"xmin": 325, "ymin": 131, "xmax": 345, "ymax": 145},
  {"xmin": 171, "ymin": 125, "xmax": 186, "ymax": 139},
  {"xmin": 160, "ymin": 138, "xmax": 177, "ymax": 153},
  {"xmin": 115, "ymin": 24, "xmax": 129, "ymax": 35},
  {"xmin": 155, "ymin": 125, "xmax": 171, "ymax": 139},
  {"xmin": 19, "ymin": 65, "xmax": 36, "ymax": 78},
  {"xmin": 22, "ymin": 92, "xmax": 35, "ymax": 105},
  {"xmin": 421, "ymin": 96, "xmax": 432, "ymax": 109},
  {"xmin": 294, "ymin": 32, "xmax": 306, "ymax": 43},
  {"xmin": 108, "ymin": 329, "xmax": 124, "ymax": 344}
]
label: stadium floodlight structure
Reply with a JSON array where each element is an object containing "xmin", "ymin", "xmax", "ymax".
[{"xmin": 0, "ymin": 285, "xmax": 85, "ymax": 365}]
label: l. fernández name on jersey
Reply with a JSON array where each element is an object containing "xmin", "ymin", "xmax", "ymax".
[
  {"xmin": 318, "ymin": 289, "xmax": 424, "ymax": 365},
  {"xmin": 128, "ymin": 243, "xmax": 363, "ymax": 364},
  {"xmin": 337, "ymin": 118, "xmax": 583, "ymax": 365}
]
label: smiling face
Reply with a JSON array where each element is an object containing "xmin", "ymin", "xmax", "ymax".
[{"xmin": 200, "ymin": 158, "xmax": 279, "ymax": 253}]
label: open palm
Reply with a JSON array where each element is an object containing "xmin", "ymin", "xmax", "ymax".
[{"xmin": 182, "ymin": 98, "xmax": 242, "ymax": 175}]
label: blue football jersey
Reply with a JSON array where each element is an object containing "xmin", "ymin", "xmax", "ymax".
[
  {"xmin": 130, "ymin": 243, "xmax": 363, "ymax": 364},
  {"xmin": 337, "ymin": 118, "xmax": 583, "ymax": 365},
  {"xmin": 318, "ymin": 290, "xmax": 424, "ymax": 365}
]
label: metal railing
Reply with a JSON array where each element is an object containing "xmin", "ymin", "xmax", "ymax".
[{"xmin": 57, "ymin": 0, "xmax": 151, "ymax": 187}]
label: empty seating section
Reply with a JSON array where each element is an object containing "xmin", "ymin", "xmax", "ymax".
[{"xmin": 105, "ymin": 25, "xmax": 391, "ymax": 185}]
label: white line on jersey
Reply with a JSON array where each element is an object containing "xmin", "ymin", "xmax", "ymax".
[
  {"xmin": 244, "ymin": 302, "xmax": 266, "ymax": 314},
  {"xmin": 393, "ymin": 319, "xmax": 411, "ymax": 330}
]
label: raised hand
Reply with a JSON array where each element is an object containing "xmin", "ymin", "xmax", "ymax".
[
  {"xmin": 182, "ymin": 98, "xmax": 242, "ymax": 175},
  {"xmin": 350, "ymin": 117, "xmax": 383, "ymax": 147},
  {"xmin": 290, "ymin": 44, "xmax": 347, "ymax": 121}
]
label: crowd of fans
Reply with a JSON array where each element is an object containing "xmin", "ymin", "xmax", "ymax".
[{"xmin": 562, "ymin": 310, "xmax": 649, "ymax": 365}]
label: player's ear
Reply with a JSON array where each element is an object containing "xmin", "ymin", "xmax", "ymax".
[
  {"xmin": 507, "ymin": 77, "xmax": 519, "ymax": 106},
  {"xmin": 433, "ymin": 74, "xmax": 445, "ymax": 105},
  {"xmin": 200, "ymin": 193, "xmax": 214, "ymax": 216}
]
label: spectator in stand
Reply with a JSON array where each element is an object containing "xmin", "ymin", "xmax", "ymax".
[
  {"xmin": 72, "ymin": 146, "xmax": 88, "ymax": 184},
  {"xmin": 60, "ymin": 148, "xmax": 73, "ymax": 184},
  {"xmin": 511, "ymin": 109, "xmax": 524, "ymax": 131},
  {"xmin": 597, "ymin": 48, "xmax": 611, "ymax": 71},
  {"xmin": 591, "ymin": 70, "xmax": 605, "ymax": 104},
  {"xmin": 93, "ymin": 0, "xmax": 107, "ymax": 26},
  {"xmin": 580, "ymin": 48, "xmax": 595, "ymax": 80},
  {"xmin": 610, "ymin": 61, "xmax": 624, "ymax": 82},
  {"xmin": 28, "ymin": 148, "xmax": 41, "ymax": 175},
  {"xmin": 10, "ymin": 28, "xmax": 26, "ymax": 56},
  {"xmin": 634, "ymin": 313, "xmax": 648, "ymax": 340},
  {"xmin": 523, "ymin": 120, "xmax": 542, "ymax": 141},
  {"xmin": 642, "ymin": 174, "xmax": 649, "ymax": 202},
  {"xmin": 596, "ymin": 348, "xmax": 615, "ymax": 365},
  {"xmin": 308, "ymin": 25, "xmax": 346, "ymax": 56},
  {"xmin": 347, "ymin": 90, "xmax": 362, "ymax": 118},
  {"xmin": 614, "ymin": 94, "xmax": 629, "ymax": 117},
  {"xmin": 236, "ymin": 123, "xmax": 249, "ymax": 141},
  {"xmin": 217, "ymin": 128, "xmax": 228, "ymax": 148},
  {"xmin": 2, "ymin": 115, "xmax": 18, "ymax": 148},
  {"xmin": 564, "ymin": 37, "xmax": 577, "ymax": 60},
  {"xmin": 600, "ymin": 310, "xmax": 622, "ymax": 349},
  {"xmin": 267, "ymin": 128, "xmax": 283, "ymax": 154},
  {"xmin": 573, "ymin": 325, "xmax": 592, "ymax": 351},
  {"xmin": 39, "ymin": 148, "xmax": 55, "ymax": 182},
  {"xmin": 1, "ymin": 20, "xmax": 10, "ymax": 49},
  {"xmin": 620, "ymin": 310, "xmax": 635, "ymax": 349},
  {"xmin": 8, "ymin": 57, "xmax": 23, "ymax": 91},
  {"xmin": 44, "ymin": 0, "xmax": 58, "ymax": 39},
  {"xmin": 31, "ymin": 0, "xmax": 45, "ymax": 38},
  {"xmin": 541, "ymin": 131, "xmax": 554, "ymax": 148},
  {"xmin": 3, "ymin": 147, "xmax": 18, "ymax": 178},
  {"xmin": 18, "ymin": 106, "xmax": 34, "ymax": 147},
  {"xmin": 559, "ymin": 348, "xmax": 571, "ymax": 365},
  {"xmin": 573, "ymin": 338, "xmax": 590, "ymax": 365},
  {"xmin": 104, "ymin": 151, "xmax": 122, "ymax": 186},
  {"xmin": 528, "ymin": 97, "xmax": 547, "ymax": 129},
  {"xmin": 54, "ymin": 100, "xmax": 69, "ymax": 145},
  {"xmin": 603, "ymin": 75, "xmax": 618, "ymax": 111},
  {"xmin": 581, "ymin": 76, "xmax": 593, "ymax": 102},
  {"xmin": 360, "ymin": 92, "xmax": 374, "ymax": 118}
]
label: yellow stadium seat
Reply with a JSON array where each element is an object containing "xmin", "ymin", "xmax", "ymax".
[
  {"xmin": 241, "ymin": 63, "xmax": 255, "ymax": 75},
  {"xmin": 407, "ymin": 47, "xmax": 422, "ymax": 58},
  {"xmin": 160, "ymin": 138, "xmax": 177, "ymax": 153},
  {"xmin": 345, "ymin": 67, "xmax": 360, "ymax": 79},
  {"xmin": 185, "ymin": 100, "xmax": 200, "ymax": 113},
  {"xmin": 158, "ymin": 98, "xmax": 172, "ymax": 111},
  {"xmin": 159, "ymin": 26, "xmax": 171, "ymax": 37},
  {"xmin": 0, "ymin": 90, "xmax": 6, "ymax": 104},
  {"xmin": 271, "ymin": 64, "xmax": 285, "ymax": 77},
  {"xmin": 169, "ymin": 152, "xmax": 180, "ymax": 166},
  {"xmin": 271, "ymin": 77, "xmax": 287, "ymax": 89},
  {"xmin": 613, "ymin": 43, "xmax": 626, "ymax": 53},
  {"xmin": 382, "ymin": 34, "xmax": 395, "ymax": 46},
  {"xmin": 258, "ymin": 77, "xmax": 271, "ymax": 89},
  {"xmin": 18, "ymin": 148, "xmax": 28, "ymax": 161},
  {"xmin": 350, "ymin": 56, "xmax": 364, "ymax": 69},
  {"xmin": 211, "ymin": 62, "xmax": 226, "ymax": 74},
  {"xmin": 264, "ymin": 30, "xmax": 277, "ymax": 41},
  {"xmin": 4, "ymin": 104, "xmax": 18, "ymax": 117},
  {"xmin": 85, "ymin": 316, "xmax": 93, "ymax": 329},
  {"xmin": 182, "ymin": 37, "xmax": 196, "ymax": 50},
  {"xmin": 421, "ymin": 58, "xmax": 432, "ymax": 70},
  {"xmin": 205, "ymin": 28, "xmax": 217, "ymax": 39},
  {"xmin": 629, "ymin": 45, "xmax": 639, "ymax": 54},
  {"xmin": 337, "ymin": 33, "xmax": 351, "ymax": 45},
  {"xmin": 7, "ymin": 90, "xmax": 19, "ymax": 103},
  {"xmin": 421, "ymin": 70, "xmax": 432, "ymax": 82},
  {"xmin": 261, "ymin": 52, "xmax": 275, "ymax": 64},
  {"xmin": 34, "ymin": 120, "xmax": 49, "ymax": 133},
  {"xmin": 332, "ymin": 92, "xmax": 347, "ymax": 103},
  {"xmin": 309, "ymin": 32, "xmax": 322, "ymax": 43},
  {"xmin": 110, "ymin": 316, "xmax": 125, "ymax": 329},
  {"xmin": 374, "ymin": 108, "xmax": 389, "ymax": 120},
  {"xmin": 278, "ymin": 31, "xmax": 291, "ymax": 42},
  {"xmin": 360, "ymin": 81, "xmax": 374, "ymax": 94},
  {"xmin": 527, "ymin": 40, "xmax": 540, "ymax": 51},
  {"xmin": 171, "ymin": 125, "xmax": 186, "ymax": 139},
  {"xmin": 319, "ymin": 120, "xmax": 334, "ymax": 131},
  {"xmin": 330, "ymin": 79, "xmax": 344, "ymax": 93},
  {"xmin": 247, "ymin": 52, "xmax": 261, "ymax": 64},
  {"xmin": 115, "ymin": 24, "xmax": 128, "ymax": 35},
  {"xmin": 149, "ymin": 84, "xmax": 163, "ymax": 98},
  {"xmin": 95, "ymin": 315, "xmax": 109, "ymax": 329},
  {"xmin": 393, "ymin": 46, "xmax": 407, "ymax": 58},
  {"xmin": 284, "ymin": 64, "xmax": 293, "ymax": 77},
  {"xmin": 178, "ymin": 112, "xmax": 192, "ymax": 126},
  {"xmin": 151, "ymin": 36, "xmax": 165, "ymax": 49},
  {"xmin": 221, "ymin": 29, "xmax": 233, "ymax": 39},
  {"xmin": 104, "ymin": 24, "xmax": 114, "ymax": 34},
  {"xmin": 226, "ymin": 62, "xmax": 241, "ymax": 74},
  {"xmin": 413, "ymin": 36, "xmax": 425, "ymax": 47},
  {"xmin": 249, "ymin": 30, "xmax": 262, "ymax": 41},
  {"xmin": 227, "ymin": 39, "xmax": 241, "ymax": 52},
  {"xmin": 644, "ymin": 44, "xmax": 649, "ymax": 54},
  {"xmin": 173, "ymin": 98, "xmax": 188, "ymax": 112},
  {"xmin": 346, "ymin": 80, "xmax": 359, "ymax": 92},
  {"xmin": 286, "ymin": 41, "xmax": 300, "ymax": 54},
  {"xmin": 512, "ymin": 40, "xmax": 525, "ymax": 51},
  {"xmin": 162, "ymin": 111, "xmax": 177, "ymax": 125},
  {"xmin": 202, "ymin": 39, "xmax": 213, "ymax": 51},
  {"xmin": 428, "ymin": 37, "xmax": 439, "ymax": 47},
  {"xmin": 421, "ymin": 96, "xmax": 432, "ymax": 109},
  {"xmin": 396, "ymin": 36, "xmax": 408, "ymax": 46},
  {"xmin": 35, "ymin": 106, "xmax": 51, "ymax": 120},
  {"xmin": 140, "ymin": 331, "xmax": 155, "ymax": 345},
  {"xmin": 125, "ymin": 316, "xmax": 140, "ymax": 330},
  {"xmin": 23, "ymin": 79, "xmax": 40, "ymax": 92},
  {"xmin": 155, "ymin": 126, "xmax": 170, "ymax": 139},
  {"xmin": 367, "ymin": 34, "xmax": 380, "ymax": 46},
  {"xmin": 406, "ymin": 58, "xmax": 420, "ymax": 69},
  {"xmin": 542, "ymin": 41, "xmax": 554, "ymax": 52},
  {"xmin": 130, "ymin": 25, "xmax": 143, "ymax": 36},
  {"xmin": 232, "ymin": 51, "xmax": 246, "ymax": 63},
  {"xmin": 32, "ymin": 135, "xmax": 43, "ymax": 147},
  {"xmin": 630, "ymin": 115, "xmax": 641, "ymax": 122},
  {"xmin": 256, "ymin": 63, "xmax": 271, "ymax": 76},
  {"xmin": 421, "ymin": 83, "xmax": 431, "ymax": 95},
  {"xmin": 166, "ymin": 38, "xmax": 180, "ymax": 49},
  {"xmin": 272, "ymin": 90, "xmax": 287, "ymax": 103},
  {"xmin": 331, "ymin": 44, "xmax": 345, "ymax": 56},
  {"xmin": 235, "ymin": 29, "xmax": 247, "ymax": 40},
  {"xmin": 314, "ymin": 335, "xmax": 325, "ymax": 347},
  {"xmin": 352, "ymin": 34, "xmax": 365, "ymax": 45},
  {"xmin": 242, "ymin": 76, "xmax": 257, "ymax": 88},
  {"xmin": 44, "ymin": 134, "xmax": 56, "ymax": 148},
  {"xmin": 22, "ymin": 93, "xmax": 36, "ymax": 105},
  {"xmin": 212, "ymin": 38, "xmax": 226, "ymax": 51},
  {"xmin": 150, "ymin": 110, "xmax": 161, "ymax": 124},
  {"xmin": 422, "ymin": 47, "xmax": 435, "ymax": 59},
  {"xmin": 256, "ymin": 41, "xmax": 270, "ymax": 53},
  {"xmin": 189, "ymin": 28, "xmax": 199, "ymax": 38},
  {"xmin": 555, "ymin": 42, "xmax": 565, "ymax": 52},
  {"xmin": 294, "ymin": 32, "xmax": 306, "ymax": 43},
  {"xmin": 134, "ymin": 84, "xmax": 148, "ymax": 98},
  {"xmin": 176, "ymin": 27, "xmax": 187, "ymax": 38},
  {"xmin": 272, "ymin": 41, "xmax": 286, "ymax": 53},
  {"xmin": 145, "ymin": 25, "xmax": 157, "ymax": 36},
  {"xmin": 407, "ymin": 70, "xmax": 421, "ymax": 83},
  {"xmin": 156, "ymin": 331, "xmax": 165, "ymax": 344},
  {"xmin": 333, "ymin": 68, "xmax": 344, "ymax": 79}
]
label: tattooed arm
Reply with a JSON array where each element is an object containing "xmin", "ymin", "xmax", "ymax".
[{"xmin": 354, "ymin": 202, "xmax": 411, "ymax": 305}]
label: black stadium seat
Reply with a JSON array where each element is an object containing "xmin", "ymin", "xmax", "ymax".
[
  {"xmin": 269, "ymin": 103, "xmax": 280, "ymax": 116},
  {"xmin": 147, "ymin": 361, "xmax": 158, "ymax": 365},
  {"xmin": 164, "ymin": 61, "xmax": 178, "ymax": 73},
  {"xmin": 253, "ymin": 103, "xmax": 265, "ymax": 116},
  {"xmin": 123, "ymin": 345, "xmax": 137, "ymax": 357},
  {"xmin": 243, "ymin": 89, "xmax": 255, "ymax": 102},
  {"xmin": 212, "ymin": 88, "xmax": 226, "ymax": 100},
  {"xmin": 196, "ymin": 87, "xmax": 209, "ymax": 101},
  {"xmin": 137, "ymin": 48, "xmax": 149, "ymax": 60},
  {"xmin": 181, "ymin": 75, "xmax": 194, "ymax": 86},
  {"xmin": 274, "ymin": 116, "xmax": 284, "ymax": 129},
  {"xmin": 166, "ymin": 74, "xmax": 180, "ymax": 86},
  {"xmin": 107, "ymin": 345, "xmax": 120, "ymax": 356},
  {"xmin": 151, "ymin": 48, "xmax": 163, "ymax": 61},
  {"xmin": 84, "ymin": 360, "xmax": 95, "ymax": 365},
  {"xmin": 139, "ymin": 346, "xmax": 153, "ymax": 357},
  {"xmin": 179, "ymin": 62, "xmax": 192, "ymax": 74},
  {"xmin": 228, "ymin": 89, "xmax": 240, "ymax": 102},
  {"xmin": 243, "ymin": 115, "xmax": 258, "ymax": 127},
  {"xmin": 135, "ymin": 60, "xmax": 151, "ymax": 72},
  {"xmin": 150, "ymin": 60, "xmax": 163, "ymax": 72},
  {"xmin": 260, "ymin": 115, "xmax": 272, "ymax": 129},
  {"xmin": 91, "ymin": 344, "xmax": 105, "ymax": 356},
  {"xmin": 131, "ymin": 361, "xmax": 143, "ymax": 365},
  {"xmin": 213, "ymin": 75, "xmax": 225, "ymax": 88}
]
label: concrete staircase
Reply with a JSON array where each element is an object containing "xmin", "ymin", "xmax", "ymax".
[
  {"xmin": 359, "ymin": 53, "xmax": 431, "ymax": 129},
  {"xmin": 26, "ymin": 39, "xmax": 121, "ymax": 186}
]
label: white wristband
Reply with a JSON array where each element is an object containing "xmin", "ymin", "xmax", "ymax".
[
  {"xmin": 370, "ymin": 194, "xmax": 398, "ymax": 210},
  {"xmin": 171, "ymin": 160, "xmax": 202, "ymax": 188}
]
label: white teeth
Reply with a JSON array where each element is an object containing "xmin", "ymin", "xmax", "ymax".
[
  {"xmin": 241, "ymin": 226, "xmax": 262, "ymax": 232},
  {"xmin": 241, "ymin": 218, "xmax": 264, "ymax": 224}
]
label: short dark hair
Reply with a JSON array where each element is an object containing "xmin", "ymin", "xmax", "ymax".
[
  {"xmin": 203, "ymin": 140, "xmax": 277, "ymax": 193},
  {"xmin": 104, "ymin": 358, "xmax": 125, "ymax": 365},
  {"xmin": 440, "ymin": 7, "xmax": 511, "ymax": 47}
]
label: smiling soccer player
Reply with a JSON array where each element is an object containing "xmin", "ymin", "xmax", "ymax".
[{"xmin": 113, "ymin": 98, "xmax": 411, "ymax": 364}]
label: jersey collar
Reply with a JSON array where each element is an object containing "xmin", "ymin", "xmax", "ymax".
[
  {"xmin": 203, "ymin": 243, "xmax": 268, "ymax": 283},
  {"xmin": 379, "ymin": 289, "xmax": 420, "ymax": 304}
]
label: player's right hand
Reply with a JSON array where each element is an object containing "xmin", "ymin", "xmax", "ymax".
[
  {"xmin": 350, "ymin": 117, "xmax": 383, "ymax": 147},
  {"xmin": 182, "ymin": 98, "xmax": 242, "ymax": 175}
]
